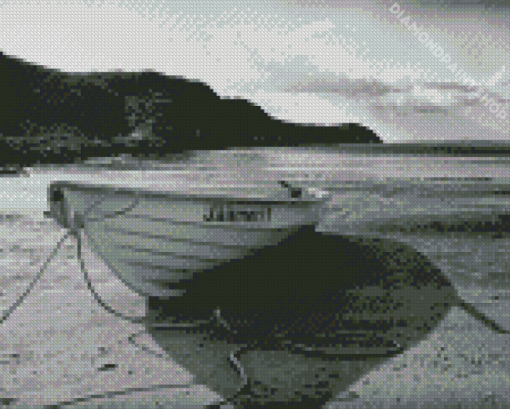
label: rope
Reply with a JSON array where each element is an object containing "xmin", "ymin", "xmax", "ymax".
[
  {"xmin": 75, "ymin": 192, "xmax": 147, "ymax": 324},
  {"xmin": 0, "ymin": 191, "xmax": 142, "ymax": 326},
  {"xmin": 0, "ymin": 191, "xmax": 249, "ymax": 406},
  {"xmin": 8, "ymin": 182, "xmax": 331, "ymax": 401},
  {"xmin": 0, "ymin": 230, "xmax": 72, "ymax": 325}
]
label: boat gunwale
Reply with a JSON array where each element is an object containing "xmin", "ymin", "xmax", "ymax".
[{"xmin": 47, "ymin": 180, "xmax": 326, "ymax": 204}]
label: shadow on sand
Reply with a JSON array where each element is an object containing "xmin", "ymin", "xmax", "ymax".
[{"xmin": 142, "ymin": 225, "xmax": 500, "ymax": 407}]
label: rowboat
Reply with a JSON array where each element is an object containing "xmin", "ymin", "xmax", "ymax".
[
  {"xmin": 40, "ymin": 147, "xmax": 509, "ymax": 407},
  {"xmin": 43, "ymin": 144, "xmax": 510, "ymax": 309},
  {"xmin": 47, "ymin": 179, "xmax": 329, "ymax": 299}
]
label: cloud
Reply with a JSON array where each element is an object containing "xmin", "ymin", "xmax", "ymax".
[
  {"xmin": 284, "ymin": 77, "xmax": 412, "ymax": 99},
  {"xmin": 278, "ymin": 0, "xmax": 509, "ymax": 9},
  {"xmin": 0, "ymin": 1, "xmax": 269, "ymax": 94},
  {"xmin": 279, "ymin": 73, "xmax": 509, "ymax": 124},
  {"xmin": 250, "ymin": 90, "xmax": 358, "ymax": 125},
  {"xmin": 405, "ymin": 0, "xmax": 509, "ymax": 8},
  {"xmin": 422, "ymin": 82, "xmax": 476, "ymax": 93}
]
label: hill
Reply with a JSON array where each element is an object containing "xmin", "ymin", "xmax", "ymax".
[{"xmin": 0, "ymin": 51, "xmax": 381, "ymax": 167}]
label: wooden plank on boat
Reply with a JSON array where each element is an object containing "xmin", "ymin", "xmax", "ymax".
[
  {"xmin": 86, "ymin": 223, "xmax": 250, "ymax": 259},
  {"xmin": 94, "ymin": 217, "xmax": 294, "ymax": 247},
  {"xmin": 86, "ymin": 232, "xmax": 221, "ymax": 271}
]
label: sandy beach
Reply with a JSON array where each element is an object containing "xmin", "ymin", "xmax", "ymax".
[
  {"xmin": 0, "ymin": 151, "xmax": 509, "ymax": 407},
  {"xmin": 0, "ymin": 216, "xmax": 224, "ymax": 407},
  {"xmin": 0, "ymin": 212, "xmax": 508, "ymax": 408}
]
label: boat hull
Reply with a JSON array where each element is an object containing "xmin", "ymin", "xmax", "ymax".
[{"xmin": 48, "ymin": 181, "xmax": 326, "ymax": 298}]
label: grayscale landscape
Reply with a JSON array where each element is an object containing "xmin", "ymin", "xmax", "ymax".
[{"xmin": 0, "ymin": 0, "xmax": 509, "ymax": 407}]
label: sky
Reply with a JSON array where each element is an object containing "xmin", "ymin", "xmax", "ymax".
[{"xmin": 0, "ymin": 0, "xmax": 508, "ymax": 143}]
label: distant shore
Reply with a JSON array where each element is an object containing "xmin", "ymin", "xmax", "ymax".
[{"xmin": 3, "ymin": 139, "xmax": 510, "ymax": 175}]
